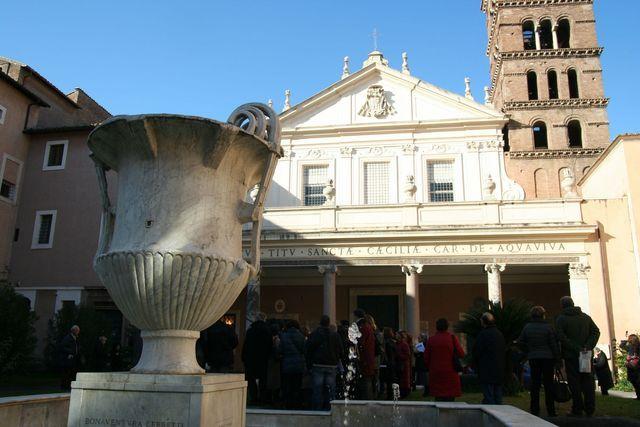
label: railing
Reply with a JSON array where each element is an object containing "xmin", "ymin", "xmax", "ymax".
[{"xmin": 259, "ymin": 199, "xmax": 583, "ymax": 233}]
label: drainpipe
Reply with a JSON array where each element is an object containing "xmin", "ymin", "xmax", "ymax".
[{"xmin": 596, "ymin": 221, "xmax": 618, "ymax": 378}]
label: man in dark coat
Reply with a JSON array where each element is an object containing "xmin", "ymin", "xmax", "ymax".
[
  {"xmin": 472, "ymin": 313, "xmax": 506, "ymax": 404},
  {"xmin": 206, "ymin": 319, "xmax": 239, "ymax": 373},
  {"xmin": 279, "ymin": 320, "xmax": 306, "ymax": 409},
  {"xmin": 306, "ymin": 315, "xmax": 344, "ymax": 410},
  {"xmin": 60, "ymin": 325, "xmax": 80, "ymax": 391},
  {"xmin": 92, "ymin": 335, "xmax": 110, "ymax": 372},
  {"xmin": 242, "ymin": 313, "xmax": 273, "ymax": 405},
  {"xmin": 556, "ymin": 296, "xmax": 600, "ymax": 417}
]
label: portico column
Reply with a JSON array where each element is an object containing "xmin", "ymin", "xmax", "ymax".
[
  {"xmin": 245, "ymin": 275, "xmax": 260, "ymax": 331},
  {"xmin": 485, "ymin": 263, "xmax": 506, "ymax": 305},
  {"xmin": 318, "ymin": 264, "xmax": 338, "ymax": 324},
  {"xmin": 402, "ymin": 264, "xmax": 423, "ymax": 338},
  {"xmin": 569, "ymin": 263, "xmax": 591, "ymax": 314}
]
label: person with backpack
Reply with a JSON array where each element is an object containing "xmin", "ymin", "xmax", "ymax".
[
  {"xmin": 306, "ymin": 315, "xmax": 344, "ymax": 410},
  {"xmin": 556, "ymin": 296, "xmax": 600, "ymax": 417},
  {"xmin": 517, "ymin": 306, "xmax": 560, "ymax": 417},
  {"xmin": 473, "ymin": 313, "xmax": 506, "ymax": 405}
]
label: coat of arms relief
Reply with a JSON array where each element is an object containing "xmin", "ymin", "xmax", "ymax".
[{"xmin": 358, "ymin": 84, "xmax": 395, "ymax": 118}]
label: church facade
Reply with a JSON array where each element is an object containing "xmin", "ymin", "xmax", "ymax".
[{"xmin": 3, "ymin": 0, "xmax": 639, "ymax": 362}]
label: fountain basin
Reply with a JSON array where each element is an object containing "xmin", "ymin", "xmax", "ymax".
[{"xmin": 246, "ymin": 400, "xmax": 556, "ymax": 427}]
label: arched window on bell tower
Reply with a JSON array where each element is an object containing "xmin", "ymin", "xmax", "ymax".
[
  {"xmin": 557, "ymin": 18, "xmax": 571, "ymax": 48},
  {"xmin": 522, "ymin": 21, "xmax": 536, "ymax": 50},
  {"xmin": 527, "ymin": 71, "xmax": 539, "ymax": 100},
  {"xmin": 533, "ymin": 121, "xmax": 548, "ymax": 149},
  {"xmin": 548, "ymin": 70, "xmax": 559, "ymax": 99},
  {"xmin": 568, "ymin": 69, "xmax": 580, "ymax": 98},
  {"xmin": 567, "ymin": 120, "xmax": 583, "ymax": 148},
  {"xmin": 539, "ymin": 19, "xmax": 553, "ymax": 49}
]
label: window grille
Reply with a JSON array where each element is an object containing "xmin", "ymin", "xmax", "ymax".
[
  {"xmin": 363, "ymin": 162, "xmax": 389, "ymax": 205},
  {"xmin": 0, "ymin": 157, "xmax": 21, "ymax": 202},
  {"xmin": 38, "ymin": 214, "xmax": 54, "ymax": 245},
  {"xmin": 0, "ymin": 179, "xmax": 16, "ymax": 200},
  {"xmin": 303, "ymin": 165, "xmax": 327, "ymax": 206},
  {"xmin": 427, "ymin": 161, "xmax": 454, "ymax": 202}
]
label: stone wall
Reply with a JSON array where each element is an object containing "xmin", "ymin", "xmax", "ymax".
[{"xmin": 0, "ymin": 394, "xmax": 69, "ymax": 427}]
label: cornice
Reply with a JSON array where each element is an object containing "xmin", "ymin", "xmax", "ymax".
[
  {"xmin": 501, "ymin": 47, "xmax": 604, "ymax": 60},
  {"xmin": 281, "ymin": 117, "xmax": 508, "ymax": 139},
  {"xmin": 503, "ymin": 98, "xmax": 609, "ymax": 111},
  {"xmin": 506, "ymin": 148, "xmax": 604, "ymax": 159}
]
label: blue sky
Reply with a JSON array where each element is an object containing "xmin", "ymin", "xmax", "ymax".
[{"xmin": 3, "ymin": 1, "xmax": 638, "ymax": 137}]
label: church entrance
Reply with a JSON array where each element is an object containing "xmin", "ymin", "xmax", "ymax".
[
  {"xmin": 357, "ymin": 294, "xmax": 399, "ymax": 331},
  {"xmin": 349, "ymin": 287, "xmax": 405, "ymax": 332}
]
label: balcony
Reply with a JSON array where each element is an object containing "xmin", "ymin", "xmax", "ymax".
[{"xmin": 259, "ymin": 199, "xmax": 583, "ymax": 233}]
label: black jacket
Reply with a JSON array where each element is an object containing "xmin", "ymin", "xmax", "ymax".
[
  {"xmin": 280, "ymin": 328, "xmax": 306, "ymax": 374},
  {"xmin": 517, "ymin": 319, "xmax": 560, "ymax": 360},
  {"xmin": 60, "ymin": 333, "xmax": 79, "ymax": 369},
  {"xmin": 242, "ymin": 320, "xmax": 272, "ymax": 374},
  {"xmin": 206, "ymin": 321, "xmax": 239, "ymax": 368},
  {"xmin": 555, "ymin": 306, "xmax": 600, "ymax": 359},
  {"xmin": 472, "ymin": 325, "xmax": 506, "ymax": 385},
  {"xmin": 306, "ymin": 326, "xmax": 343, "ymax": 367}
]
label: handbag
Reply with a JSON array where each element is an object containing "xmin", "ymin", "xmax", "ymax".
[
  {"xmin": 579, "ymin": 350, "xmax": 593, "ymax": 373},
  {"xmin": 626, "ymin": 355, "xmax": 640, "ymax": 370},
  {"xmin": 452, "ymin": 335, "xmax": 463, "ymax": 373},
  {"xmin": 553, "ymin": 369, "xmax": 572, "ymax": 403}
]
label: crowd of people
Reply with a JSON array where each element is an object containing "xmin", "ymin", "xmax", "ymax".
[
  {"xmin": 240, "ymin": 296, "xmax": 639, "ymax": 415},
  {"xmin": 55, "ymin": 295, "xmax": 640, "ymax": 417}
]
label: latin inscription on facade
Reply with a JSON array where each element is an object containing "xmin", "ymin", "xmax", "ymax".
[
  {"xmin": 84, "ymin": 418, "xmax": 183, "ymax": 426},
  {"xmin": 244, "ymin": 242, "xmax": 575, "ymax": 261}
]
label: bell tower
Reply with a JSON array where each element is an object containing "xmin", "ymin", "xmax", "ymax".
[{"xmin": 482, "ymin": 0, "xmax": 610, "ymax": 199}]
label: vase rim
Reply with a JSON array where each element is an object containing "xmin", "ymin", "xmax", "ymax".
[{"xmin": 88, "ymin": 113, "xmax": 281, "ymax": 170}]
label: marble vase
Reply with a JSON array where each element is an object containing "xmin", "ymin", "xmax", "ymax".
[{"xmin": 68, "ymin": 104, "xmax": 281, "ymax": 427}]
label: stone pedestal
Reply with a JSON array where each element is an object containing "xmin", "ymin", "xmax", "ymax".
[{"xmin": 68, "ymin": 373, "xmax": 247, "ymax": 427}]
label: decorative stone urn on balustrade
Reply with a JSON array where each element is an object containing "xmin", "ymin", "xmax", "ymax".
[{"xmin": 67, "ymin": 104, "xmax": 281, "ymax": 427}]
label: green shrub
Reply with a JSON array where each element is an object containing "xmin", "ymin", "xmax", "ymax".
[
  {"xmin": 44, "ymin": 303, "xmax": 112, "ymax": 370},
  {"xmin": 0, "ymin": 283, "xmax": 37, "ymax": 375},
  {"xmin": 455, "ymin": 298, "xmax": 534, "ymax": 395}
]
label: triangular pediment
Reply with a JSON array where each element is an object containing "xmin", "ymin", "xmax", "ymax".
[{"xmin": 280, "ymin": 63, "xmax": 504, "ymax": 130}]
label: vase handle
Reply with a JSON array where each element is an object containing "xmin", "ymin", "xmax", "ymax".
[
  {"xmin": 228, "ymin": 103, "xmax": 282, "ymax": 272},
  {"xmin": 91, "ymin": 155, "xmax": 115, "ymax": 257}
]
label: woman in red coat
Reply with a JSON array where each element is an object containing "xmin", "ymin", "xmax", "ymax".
[
  {"xmin": 396, "ymin": 331, "xmax": 412, "ymax": 398},
  {"xmin": 424, "ymin": 318, "xmax": 465, "ymax": 401}
]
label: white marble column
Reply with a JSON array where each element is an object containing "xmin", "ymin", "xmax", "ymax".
[
  {"xmin": 552, "ymin": 24, "xmax": 559, "ymax": 49},
  {"xmin": 534, "ymin": 23, "xmax": 541, "ymax": 50},
  {"xmin": 484, "ymin": 263, "xmax": 506, "ymax": 305},
  {"xmin": 569, "ymin": 263, "xmax": 591, "ymax": 314},
  {"xmin": 402, "ymin": 264, "xmax": 423, "ymax": 338},
  {"xmin": 245, "ymin": 275, "xmax": 260, "ymax": 331},
  {"xmin": 318, "ymin": 264, "xmax": 338, "ymax": 323}
]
